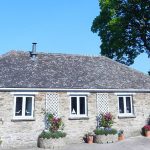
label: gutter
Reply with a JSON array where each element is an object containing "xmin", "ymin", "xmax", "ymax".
[{"xmin": 0, "ymin": 88, "xmax": 149, "ymax": 93}]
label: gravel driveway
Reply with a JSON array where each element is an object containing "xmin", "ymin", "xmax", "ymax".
[{"xmin": 1, "ymin": 136, "xmax": 150, "ymax": 150}]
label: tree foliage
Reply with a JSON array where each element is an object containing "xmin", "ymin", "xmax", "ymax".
[{"xmin": 91, "ymin": 0, "xmax": 150, "ymax": 66}]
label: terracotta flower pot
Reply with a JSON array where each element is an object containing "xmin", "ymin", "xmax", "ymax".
[
  {"xmin": 145, "ymin": 131, "xmax": 150, "ymax": 137},
  {"xmin": 87, "ymin": 135, "xmax": 93, "ymax": 144},
  {"xmin": 118, "ymin": 134, "xmax": 125, "ymax": 141}
]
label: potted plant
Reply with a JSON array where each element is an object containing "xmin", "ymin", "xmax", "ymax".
[
  {"xmin": 38, "ymin": 113, "xmax": 66, "ymax": 149},
  {"xmin": 118, "ymin": 130, "xmax": 124, "ymax": 141},
  {"xmin": 94, "ymin": 112, "xmax": 118, "ymax": 143},
  {"xmin": 94, "ymin": 128, "xmax": 117, "ymax": 143},
  {"xmin": 85, "ymin": 132, "xmax": 94, "ymax": 144},
  {"xmin": 143, "ymin": 125, "xmax": 150, "ymax": 137}
]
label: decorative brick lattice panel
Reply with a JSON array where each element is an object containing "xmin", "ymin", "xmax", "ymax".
[
  {"xmin": 46, "ymin": 93, "xmax": 59, "ymax": 117},
  {"xmin": 96, "ymin": 93, "xmax": 109, "ymax": 115}
]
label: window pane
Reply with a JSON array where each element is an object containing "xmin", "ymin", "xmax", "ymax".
[
  {"xmin": 126, "ymin": 97, "xmax": 131, "ymax": 113},
  {"xmin": 119, "ymin": 97, "xmax": 124, "ymax": 113},
  {"xmin": 15, "ymin": 97, "xmax": 23, "ymax": 116},
  {"xmin": 80, "ymin": 97, "xmax": 85, "ymax": 114},
  {"xmin": 25, "ymin": 97, "xmax": 32, "ymax": 116},
  {"xmin": 71, "ymin": 97, "xmax": 77, "ymax": 115}
]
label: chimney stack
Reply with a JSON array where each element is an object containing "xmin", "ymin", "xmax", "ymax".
[{"xmin": 30, "ymin": 43, "xmax": 37, "ymax": 59}]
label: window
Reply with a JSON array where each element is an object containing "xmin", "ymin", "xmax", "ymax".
[
  {"xmin": 118, "ymin": 95, "xmax": 134, "ymax": 117},
  {"xmin": 13, "ymin": 95, "xmax": 34, "ymax": 119},
  {"xmin": 70, "ymin": 96, "xmax": 87, "ymax": 117}
]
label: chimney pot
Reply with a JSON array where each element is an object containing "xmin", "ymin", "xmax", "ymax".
[
  {"xmin": 32, "ymin": 42, "xmax": 37, "ymax": 54},
  {"xmin": 30, "ymin": 42, "xmax": 37, "ymax": 59}
]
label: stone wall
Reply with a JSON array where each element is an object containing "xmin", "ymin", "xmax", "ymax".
[
  {"xmin": 0, "ymin": 92, "xmax": 45, "ymax": 149},
  {"xmin": 59, "ymin": 92, "xmax": 97, "ymax": 143},
  {"xmin": 109, "ymin": 93, "xmax": 150, "ymax": 137},
  {"xmin": 0, "ymin": 91, "xmax": 150, "ymax": 148}
]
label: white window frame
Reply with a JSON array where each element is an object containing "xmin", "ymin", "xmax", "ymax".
[
  {"xmin": 70, "ymin": 96, "xmax": 87, "ymax": 118},
  {"xmin": 13, "ymin": 95, "xmax": 34, "ymax": 120},
  {"xmin": 118, "ymin": 95, "xmax": 134, "ymax": 117}
]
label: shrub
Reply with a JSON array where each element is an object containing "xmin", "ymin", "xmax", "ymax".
[
  {"xmin": 39, "ymin": 131, "xmax": 66, "ymax": 139},
  {"xmin": 50, "ymin": 117, "xmax": 63, "ymax": 132},
  {"xmin": 94, "ymin": 128, "xmax": 117, "ymax": 135},
  {"xmin": 47, "ymin": 113, "xmax": 64, "ymax": 132},
  {"xmin": 39, "ymin": 113, "xmax": 66, "ymax": 139},
  {"xmin": 100, "ymin": 112, "xmax": 114, "ymax": 128}
]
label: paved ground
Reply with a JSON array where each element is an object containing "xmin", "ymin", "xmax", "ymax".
[
  {"xmin": 1, "ymin": 136, "xmax": 150, "ymax": 150},
  {"xmin": 63, "ymin": 136, "xmax": 150, "ymax": 150}
]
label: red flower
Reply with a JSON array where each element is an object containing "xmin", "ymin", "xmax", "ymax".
[
  {"xmin": 48, "ymin": 114, "xmax": 63, "ymax": 132},
  {"xmin": 143, "ymin": 125, "xmax": 150, "ymax": 131},
  {"xmin": 101, "ymin": 112, "xmax": 114, "ymax": 128}
]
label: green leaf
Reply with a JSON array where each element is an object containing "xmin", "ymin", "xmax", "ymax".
[{"xmin": 91, "ymin": 0, "xmax": 150, "ymax": 66}]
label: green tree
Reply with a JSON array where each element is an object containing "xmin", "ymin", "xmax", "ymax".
[{"xmin": 91, "ymin": 0, "xmax": 150, "ymax": 66}]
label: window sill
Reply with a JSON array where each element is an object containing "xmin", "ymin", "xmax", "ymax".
[
  {"xmin": 68, "ymin": 117, "xmax": 89, "ymax": 120},
  {"xmin": 11, "ymin": 118, "xmax": 35, "ymax": 122},
  {"xmin": 118, "ymin": 115, "xmax": 136, "ymax": 119}
]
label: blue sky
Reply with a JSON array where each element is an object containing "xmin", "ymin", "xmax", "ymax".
[{"xmin": 0, "ymin": 0, "xmax": 149, "ymax": 74}]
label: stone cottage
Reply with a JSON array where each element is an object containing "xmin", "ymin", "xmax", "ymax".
[{"xmin": 0, "ymin": 47, "xmax": 150, "ymax": 148}]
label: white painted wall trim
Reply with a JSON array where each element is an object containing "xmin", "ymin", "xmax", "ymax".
[
  {"xmin": 69, "ymin": 96, "xmax": 88, "ymax": 117},
  {"xmin": 117, "ymin": 95, "xmax": 134, "ymax": 117},
  {"xmin": 0, "ymin": 88, "xmax": 149, "ymax": 92},
  {"xmin": 13, "ymin": 95, "xmax": 35, "ymax": 120},
  {"xmin": 114, "ymin": 93, "xmax": 136, "ymax": 95},
  {"xmin": 11, "ymin": 92, "xmax": 38, "ymax": 95},
  {"xmin": 67, "ymin": 92, "xmax": 90, "ymax": 96}
]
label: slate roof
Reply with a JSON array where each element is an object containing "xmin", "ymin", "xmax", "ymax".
[{"xmin": 0, "ymin": 50, "xmax": 150, "ymax": 89}]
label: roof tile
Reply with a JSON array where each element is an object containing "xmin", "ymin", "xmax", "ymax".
[{"xmin": 0, "ymin": 51, "xmax": 149, "ymax": 89}]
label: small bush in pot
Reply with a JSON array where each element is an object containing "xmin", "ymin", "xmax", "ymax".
[
  {"xmin": 38, "ymin": 113, "xmax": 66, "ymax": 149},
  {"xmin": 94, "ymin": 128, "xmax": 117, "ymax": 136},
  {"xmin": 94, "ymin": 128, "xmax": 117, "ymax": 144},
  {"xmin": 118, "ymin": 130, "xmax": 124, "ymax": 141},
  {"xmin": 95, "ymin": 112, "xmax": 118, "ymax": 144},
  {"xmin": 39, "ymin": 130, "xmax": 66, "ymax": 139},
  {"xmin": 85, "ymin": 132, "xmax": 94, "ymax": 144},
  {"xmin": 142, "ymin": 125, "xmax": 150, "ymax": 137}
]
